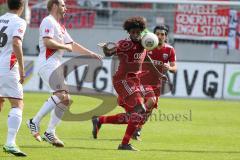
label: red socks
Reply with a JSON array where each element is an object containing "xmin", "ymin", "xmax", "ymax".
[
  {"xmin": 122, "ymin": 112, "xmax": 143, "ymax": 145},
  {"xmin": 99, "ymin": 113, "xmax": 129, "ymax": 124}
]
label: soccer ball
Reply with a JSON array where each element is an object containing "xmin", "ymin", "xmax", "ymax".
[{"xmin": 141, "ymin": 32, "xmax": 159, "ymax": 50}]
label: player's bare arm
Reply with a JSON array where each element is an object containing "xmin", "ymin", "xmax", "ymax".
[
  {"xmin": 12, "ymin": 37, "xmax": 25, "ymax": 84},
  {"xmin": 164, "ymin": 62, "xmax": 177, "ymax": 73},
  {"xmin": 43, "ymin": 37, "xmax": 72, "ymax": 52},
  {"xmin": 72, "ymin": 42, "xmax": 102, "ymax": 60}
]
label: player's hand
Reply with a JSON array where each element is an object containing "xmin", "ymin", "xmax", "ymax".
[
  {"xmin": 159, "ymin": 74, "xmax": 168, "ymax": 81},
  {"xmin": 19, "ymin": 69, "xmax": 25, "ymax": 84},
  {"xmin": 65, "ymin": 44, "xmax": 73, "ymax": 52},
  {"xmin": 100, "ymin": 42, "xmax": 117, "ymax": 57},
  {"xmin": 163, "ymin": 63, "xmax": 170, "ymax": 72}
]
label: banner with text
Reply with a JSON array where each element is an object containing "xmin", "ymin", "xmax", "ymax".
[
  {"xmin": 23, "ymin": 56, "xmax": 239, "ymax": 100},
  {"xmin": 174, "ymin": 1, "xmax": 230, "ymax": 41},
  {"xmin": 165, "ymin": 62, "xmax": 224, "ymax": 98}
]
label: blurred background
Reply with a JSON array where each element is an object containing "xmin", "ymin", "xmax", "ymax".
[{"xmin": 0, "ymin": 0, "xmax": 239, "ymax": 100}]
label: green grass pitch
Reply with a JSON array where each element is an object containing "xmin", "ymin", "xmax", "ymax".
[{"xmin": 0, "ymin": 92, "xmax": 240, "ymax": 160}]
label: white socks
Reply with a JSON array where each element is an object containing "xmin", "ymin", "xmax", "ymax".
[
  {"xmin": 32, "ymin": 95, "xmax": 67, "ymax": 134},
  {"xmin": 6, "ymin": 108, "xmax": 22, "ymax": 146},
  {"xmin": 46, "ymin": 104, "xmax": 66, "ymax": 134},
  {"xmin": 32, "ymin": 95, "xmax": 60, "ymax": 124}
]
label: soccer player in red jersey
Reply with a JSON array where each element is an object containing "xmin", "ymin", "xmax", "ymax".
[
  {"xmin": 132, "ymin": 25, "xmax": 177, "ymax": 140},
  {"xmin": 92, "ymin": 16, "xmax": 157, "ymax": 151}
]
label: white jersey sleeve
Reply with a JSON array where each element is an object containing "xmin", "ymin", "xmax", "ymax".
[
  {"xmin": 12, "ymin": 19, "xmax": 26, "ymax": 40},
  {"xmin": 40, "ymin": 18, "xmax": 55, "ymax": 39}
]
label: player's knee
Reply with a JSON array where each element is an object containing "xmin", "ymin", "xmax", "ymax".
[
  {"xmin": 54, "ymin": 92, "xmax": 64, "ymax": 100},
  {"xmin": 9, "ymin": 98, "xmax": 24, "ymax": 109},
  {"xmin": 145, "ymin": 97, "xmax": 157, "ymax": 112},
  {"xmin": 55, "ymin": 93, "xmax": 71, "ymax": 106},
  {"xmin": 20, "ymin": 101, "xmax": 24, "ymax": 108},
  {"xmin": 0, "ymin": 98, "xmax": 4, "ymax": 104},
  {"xmin": 62, "ymin": 94, "xmax": 71, "ymax": 106},
  {"xmin": 148, "ymin": 97, "xmax": 157, "ymax": 107},
  {"xmin": 0, "ymin": 98, "xmax": 4, "ymax": 112},
  {"xmin": 54, "ymin": 91, "xmax": 68, "ymax": 101}
]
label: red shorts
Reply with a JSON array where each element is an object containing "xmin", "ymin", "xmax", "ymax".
[
  {"xmin": 114, "ymin": 78, "xmax": 158, "ymax": 112},
  {"xmin": 117, "ymin": 93, "xmax": 143, "ymax": 112},
  {"xmin": 114, "ymin": 78, "xmax": 143, "ymax": 112}
]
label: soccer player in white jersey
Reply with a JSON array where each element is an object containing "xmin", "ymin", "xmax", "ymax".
[
  {"xmin": 27, "ymin": 0, "xmax": 102, "ymax": 147},
  {"xmin": 0, "ymin": 0, "xmax": 27, "ymax": 157}
]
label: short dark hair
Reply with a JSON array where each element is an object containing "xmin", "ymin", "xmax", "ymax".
[
  {"xmin": 153, "ymin": 25, "xmax": 169, "ymax": 35},
  {"xmin": 123, "ymin": 16, "xmax": 146, "ymax": 32},
  {"xmin": 47, "ymin": 0, "xmax": 60, "ymax": 12},
  {"xmin": 7, "ymin": 0, "xmax": 24, "ymax": 10}
]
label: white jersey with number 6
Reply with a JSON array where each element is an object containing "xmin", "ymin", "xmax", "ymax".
[
  {"xmin": 0, "ymin": 13, "xmax": 26, "ymax": 74},
  {"xmin": 0, "ymin": 13, "xmax": 26, "ymax": 99}
]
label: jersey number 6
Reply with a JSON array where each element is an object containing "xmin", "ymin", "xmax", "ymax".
[{"xmin": 0, "ymin": 26, "xmax": 8, "ymax": 48}]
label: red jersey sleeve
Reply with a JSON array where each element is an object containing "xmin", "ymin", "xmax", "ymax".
[
  {"xmin": 116, "ymin": 39, "xmax": 134, "ymax": 53},
  {"xmin": 169, "ymin": 47, "xmax": 176, "ymax": 62}
]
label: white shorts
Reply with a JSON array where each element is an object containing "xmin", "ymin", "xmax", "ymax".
[
  {"xmin": 0, "ymin": 73, "xmax": 23, "ymax": 99},
  {"xmin": 38, "ymin": 66, "xmax": 68, "ymax": 93}
]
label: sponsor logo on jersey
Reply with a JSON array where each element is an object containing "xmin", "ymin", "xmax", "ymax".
[
  {"xmin": 163, "ymin": 53, "xmax": 169, "ymax": 60},
  {"xmin": 18, "ymin": 28, "xmax": 23, "ymax": 33},
  {"xmin": 45, "ymin": 28, "xmax": 50, "ymax": 33},
  {"xmin": 0, "ymin": 19, "xmax": 9, "ymax": 24},
  {"xmin": 134, "ymin": 52, "xmax": 144, "ymax": 60}
]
